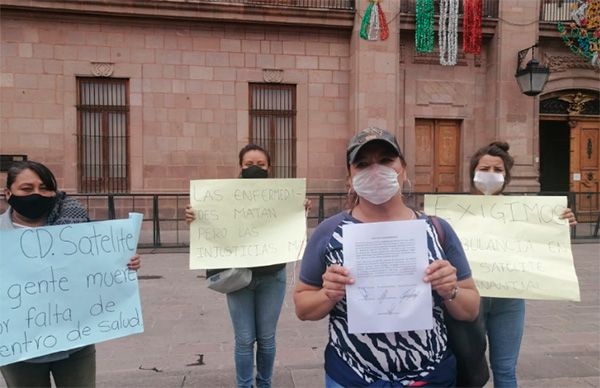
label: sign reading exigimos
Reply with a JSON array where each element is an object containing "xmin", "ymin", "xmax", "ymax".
[
  {"xmin": 424, "ymin": 195, "xmax": 580, "ymax": 301},
  {"xmin": 189, "ymin": 179, "xmax": 307, "ymax": 270}
]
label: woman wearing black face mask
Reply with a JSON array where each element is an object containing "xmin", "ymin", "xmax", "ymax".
[
  {"xmin": 185, "ymin": 144, "xmax": 308, "ymax": 388},
  {"xmin": 0, "ymin": 161, "xmax": 141, "ymax": 388}
]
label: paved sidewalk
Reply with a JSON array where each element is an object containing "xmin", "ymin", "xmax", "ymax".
[{"xmin": 2, "ymin": 244, "xmax": 598, "ymax": 387}]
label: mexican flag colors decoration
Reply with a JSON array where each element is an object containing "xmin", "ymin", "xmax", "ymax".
[
  {"xmin": 360, "ymin": 0, "xmax": 390, "ymax": 41},
  {"xmin": 558, "ymin": 0, "xmax": 600, "ymax": 67},
  {"xmin": 415, "ymin": 0, "xmax": 483, "ymax": 64}
]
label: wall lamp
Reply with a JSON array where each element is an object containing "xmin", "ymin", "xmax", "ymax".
[{"xmin": 515, "ymin": 44, "xmax": 550, "ymax": 96}]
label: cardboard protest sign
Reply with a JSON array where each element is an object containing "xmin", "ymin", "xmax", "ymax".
[
  {"xmin": 425, "ymin": 195, "xmax": 580, "ymax": 301},
  {"xmin": 0, "ymin": 213, "xmax": 144, "ymax": 366},
  {"xmin": 189, "ymin": 179, "xmax": 306, "ymax": 270}
]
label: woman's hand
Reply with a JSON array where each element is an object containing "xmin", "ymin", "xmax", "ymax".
[
  {"xmin": 561, "ymin": 207, "xmax": 577, "ymax": 226},
  {"xmin": 322, "ymin": 265, "xmax": 354, "ymax": 303},
  {"xmin": 127, "ymin": 253, "xmax": 141, "ymax": 271},
  {"xmin": 304, "ymin": 199, "xmax": 312, "ymax": 213},
  {"xmin": 185, "ymin": 204, "xmax": 196, "ymax": 225},
  {"xmin": 423, "ymin": 260, "xmax": 458, "ymax": 301}
]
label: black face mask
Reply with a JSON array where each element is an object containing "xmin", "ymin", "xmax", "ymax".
[
  {"xmin": 241, "ymin": 165, "xmax": 269, "ymax": 179},
  {"xmin": 7, "ymin": 193, "xmax": 57, "ymax": 220}
]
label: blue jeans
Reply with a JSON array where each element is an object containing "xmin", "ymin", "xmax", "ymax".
[
  {"xmin": 325, "ymin": 373, "xmax": 344, "ymax": 388},
  {"xmin": 226, "ymin": 268, "xmax": 286, "ymax": 388},
  {"xmin": 481, "ymin": 297, "xmax": 525, "ymax": 388}
]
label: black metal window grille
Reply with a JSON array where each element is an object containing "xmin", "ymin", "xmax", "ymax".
[
  {"xmin": 249, "ymin": 84, "xmax": 297, "ymax": 178},
  {"xmin": 77, "ymin": 78, "xmax": 129, "ymax": 193}
]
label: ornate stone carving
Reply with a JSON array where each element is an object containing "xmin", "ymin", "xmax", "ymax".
[
  {"xmin": 416, "ymin": 80, "xmax": 467, "ymax": 106},
  {"xmin": 262, "ymin": 69, "xmax": 283, "ymax": 83},
  {"xmin": 544, "ymin": 53, "xmax": 600, "ymax": 73},
  {"xmin": 559, "ymin": 92, "xmax": 596, "ymax": 115},
  {"xmin": 91, "ymin": 62, "xmax": 114, "ymax": 77}
]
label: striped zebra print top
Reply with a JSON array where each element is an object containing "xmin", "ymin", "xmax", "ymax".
[{"xmin": 299, "ymin": 211, "xmax": 471, "ymax": 385}]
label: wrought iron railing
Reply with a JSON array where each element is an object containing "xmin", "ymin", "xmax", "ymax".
[
  {"xmin": 1, "ymin": 191, "xmax": 598, "ymax": 248},
  {"xmin": 400, "ymin": 0, "xmax": 499, "ymax": 18},
  {"xmin": 539, "ymin": 0, "xmax": 578, "ymax": 22},
  {"xmin": 204, "ymin": 0, "xmax": 355, "ymax": 9}
]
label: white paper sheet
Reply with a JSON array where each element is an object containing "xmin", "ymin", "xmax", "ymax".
[{"xmin": 343, "ymin": 220, "xmax": 433, "ymax": 334}]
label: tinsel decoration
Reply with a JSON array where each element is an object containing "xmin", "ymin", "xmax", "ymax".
[
  {"xmin": 359, "ymin": 0, "xmax": 389, "ymax": 41},
  {"xmin": 416, "ymin": 0, "xmax": 435, "ymax": 52},
  {"xmin": 463, "ymin": 0, "xmax": 482, "ymax": 54},
  {"xmin": 558, "ymin": 0, "xmax": 600, "ymax": 67},
  {"xmin": 439, "ymin": 0, "xmax": 459, "ymax": 65}
]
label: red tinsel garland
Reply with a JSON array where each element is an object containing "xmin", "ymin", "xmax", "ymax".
[
  {"xmin": 377, "ymin": 2, "xmax": 390, "ymax": 41},
  {"xmin": 463, "ymin": 0, "xmax": 482, "ymax": 54}
]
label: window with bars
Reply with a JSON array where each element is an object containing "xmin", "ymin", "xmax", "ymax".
[
  {"xmin": 249, "ymin": 84, "xmax": 297, "ymax": 178},
  {"xmin": 77, "ymin": 78, "xmax": 129, "ymax": 193}
]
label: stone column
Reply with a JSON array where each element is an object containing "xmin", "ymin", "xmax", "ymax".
[
  {"xmin": 489, "ymin": 0, "xmax": 541, "ymax": 192},
  {"xmin": 349, "ymin": 1, "xmax": 402, "ymax": 138}
]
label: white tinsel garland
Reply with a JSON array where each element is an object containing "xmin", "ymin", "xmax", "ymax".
[
  {"xmin": 367, "ymin": 1, "xmax": 381, "ymax": 41},
  {"xmin": 439, "ymin": 0, "xmax": 458, "ymax": 66}
]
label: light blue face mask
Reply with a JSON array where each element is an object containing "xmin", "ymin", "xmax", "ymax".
[{"xmin": 352, "ymin": 164, "xmax": 400, "ymax": 205}]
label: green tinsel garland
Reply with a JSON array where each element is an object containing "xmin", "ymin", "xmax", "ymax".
[
  {"xmin": 359, "ymin": 2, "xmax": 374, "ymax": 40},
  {"xmin": 416, "ymin": 0, "xmax": 434, "ymax": 52}
]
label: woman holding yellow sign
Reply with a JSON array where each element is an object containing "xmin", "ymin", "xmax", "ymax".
[
  {"xmin": 0, "ymin": 160, "xmax": 141, "ymax": 388},
  {"xmin": 185, "ymin": 144, "xmax": 309, "ymax": 388},
  {"xmin": 469, "ymin": 141, "xmax": 576, "ymax": 388}
]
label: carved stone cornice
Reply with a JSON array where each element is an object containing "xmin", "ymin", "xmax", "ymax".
[
  {"xmin": 413, "ymin": 50, "xmax": 468, "ymax": 66},
  {"xmin": 544, "ymin": 53, "xmax": 600, "ymax": 73}
]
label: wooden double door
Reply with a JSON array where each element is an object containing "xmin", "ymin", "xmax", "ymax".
[
  {"xmin": 414, "ymin": 119, "xmax": 461, "ymax": 193},
  {"xmin": 570, "ymin": 119, "xmax": 600, "ymax": 222}
]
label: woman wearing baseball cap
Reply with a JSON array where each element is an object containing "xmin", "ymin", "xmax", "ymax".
[{"xmin": 294, "ymin": 127, "xmax": 480, "ymax": 387}]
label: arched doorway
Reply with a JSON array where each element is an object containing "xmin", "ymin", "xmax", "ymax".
[{"xmin": 540, "ymin": 89, "xmax": 600, "ymax": 222}]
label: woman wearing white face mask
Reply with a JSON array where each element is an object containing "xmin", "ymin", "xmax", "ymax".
[
  {"xmin": 469, "ymin": 141, "xmax": 576, "ymax": 388},
  {"xmin": 294, "ymin": 127, "xmax": 480, "ymax": 387}
]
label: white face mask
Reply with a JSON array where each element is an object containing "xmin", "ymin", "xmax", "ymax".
[
  {"xmin": 352, "ymin": 164, "xmax": 400, "ymax": 205},
  {"xmin": 473, "ymin": 171, "xmax": 505, "ymax": 195}
]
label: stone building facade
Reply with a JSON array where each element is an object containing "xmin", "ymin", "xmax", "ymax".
[{"xmin": 0, "ymin": 0, "xmax": 598, "ymax": 204}]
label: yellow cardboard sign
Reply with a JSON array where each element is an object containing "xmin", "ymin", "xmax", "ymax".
[
  {"xmin": 424, "ymin": 195, "xmax": 580, "ymax": 301},
  {"xmin": 189, "ymin": 178, "xmax": 306, "ymax": 270}
]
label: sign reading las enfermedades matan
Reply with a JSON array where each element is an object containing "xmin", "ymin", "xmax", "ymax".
[{"xmin": 0, "ymin": 213, "xmax": 144, "ymax": 366}]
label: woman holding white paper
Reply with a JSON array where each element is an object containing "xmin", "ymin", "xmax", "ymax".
[
  {"xmin": 294, "ymin": 127, "xmax": 480, "ymax": 387},
  {"xmin": 0, "ymin": 160, "xmax": 140, "ymax": 388},
  {"xmin": 469, "ymin": 141, "xmax": 576, "ymax": 388}
]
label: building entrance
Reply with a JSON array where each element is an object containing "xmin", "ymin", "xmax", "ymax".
[
  {"xmin": 414, "ymin": 119, "xmax": 461, "ymax": 192},
  {"xmin": 539, "ymin": 120, "xmax": 570, "ymax": 192},
  {"xmin": 540, "ymin": 90, "xmax": 600, "ymax": 222}
]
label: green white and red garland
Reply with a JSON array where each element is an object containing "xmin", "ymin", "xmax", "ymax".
[
  {"xmin": 463, "ymin": 0, "xmax": 482, "ymax": 54},
  {"xmin": 558, "ymin": 0, "xmax": 600, "ymax": 67},
  {"xmin": 360, "ymin": 0, "xmax": 390, "ymax": 41},
  {"xmin": 416, "ymin": 0, "xmax": 435, "ymax": 52},
  {"xmin": 439, "ymin": 0, "xmax": 459, "ymax": 65}
]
